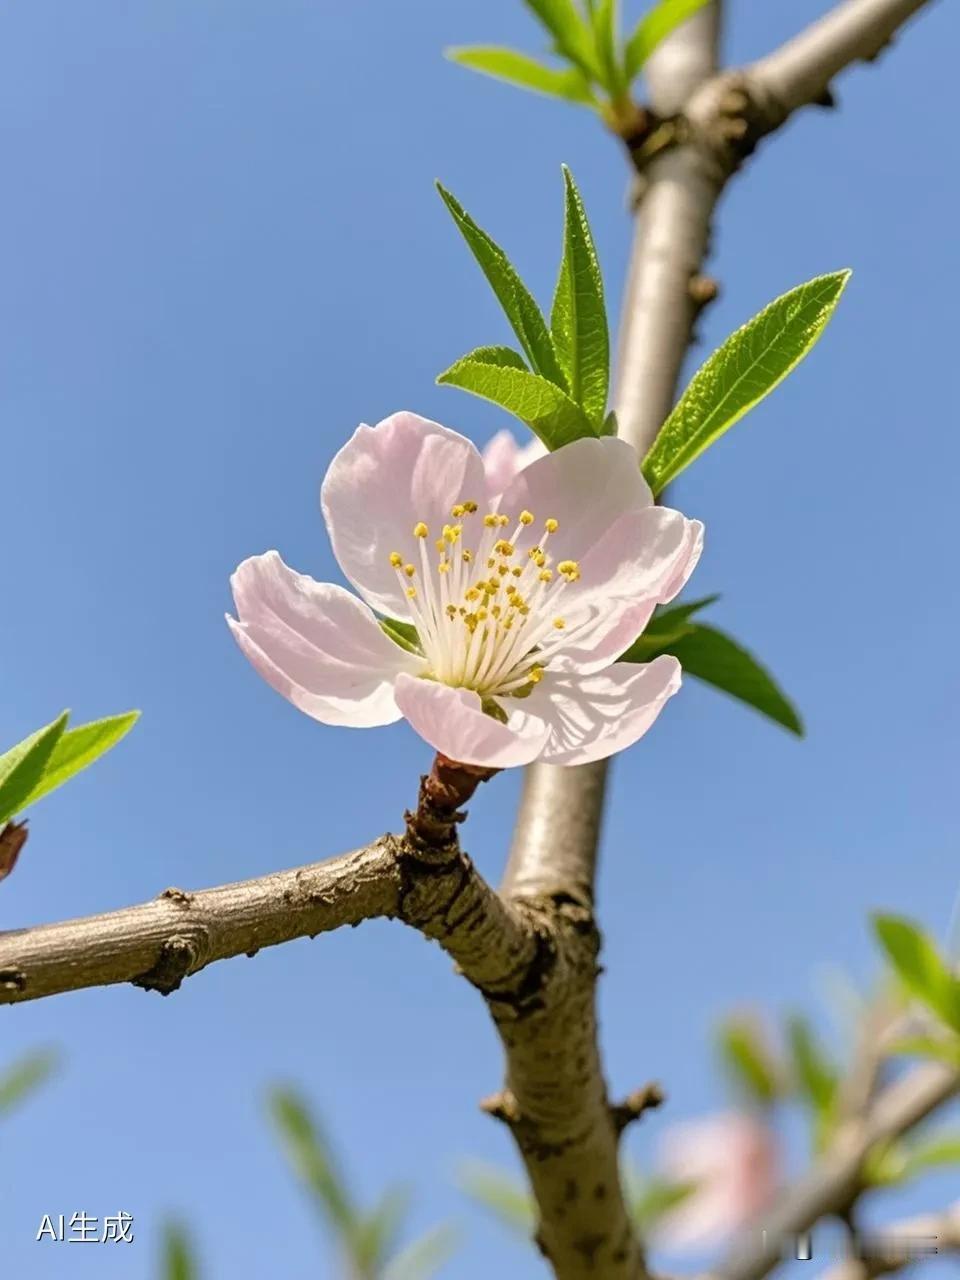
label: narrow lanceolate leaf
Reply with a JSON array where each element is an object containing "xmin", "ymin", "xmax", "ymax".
[
  {"xmin": 588, "ymin": 0, "xmax": 625, "ymax": 96},
  {"xmin": 887, "ymin": 1035, "xmax": 960, "ymax": 1067},
  {"xmin": 268, "ymin": 1088, "xmax": 357, "ymax": 1237},
  {"xmin": 718, "ymin": 1017, "xmax": 781, "ymax": 1104},
  {"xmin": 625, "ymin": 0, "xmax": 712, "ymax": 80},
  {"xmin": 786, "ymin": 1016, "xmax": 838, "ymax": 1116},
  {"xmin": 0, "ymin": 712, "xmax": 69, "ymax": 825},
  {"xmin": 522, "ymin": 0, "xmax": 602, "ymax": 80},
  {"xmin": 445, "ymin": 47, "xmax": 595, "ymax": 105},
  {"xmin": 438, "ymin": 346, "xmax": 595, "ymax": 449},
  {"xmin": 380, "ymin": 616, "xmax": 423, "ymax": 655},
  {"xmin": 0, "ymin": 1049, "xmax": 58, "ymax": 1116},
  {"xmin": 162, "ymin": 1222, "xmax": 199, "ymax": 1280},
  {"xmin": 550, "ymin": 166, "xmax": 609, "ymax": 425},
  {"xmin": 353, "ymin": 1186, "xmax": 411, "ymax": 1274},
  {"xmin": 668, "ymin": 624, "xmax": 804, "ymax": 735},
  {"xmin": 872, "ymin": 916, "xmax": 960, "ymax": 1032},
  {"xmin": 382, "ymin": 1226, "xmax": 459, "ymax": 1280},
  {"xmin": 437, "ymin": 185, "xmax": 567, "ymax": 388},
  {"xmin": 13, "ymin": 711, "xmax": 140, "ymax": 813},
  {"xmin": 642, "ymin": 270, "xmax": 851, "ymax": 494}
]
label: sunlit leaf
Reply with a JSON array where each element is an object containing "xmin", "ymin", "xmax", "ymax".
[
  {"xmin": 550, "ymin": 166, "xmax": 609, "ymax": 426},
  {"xmin": 669, "ymin": 624, "xmax": 803, "ymax": 735},
  {"xmin": 0, "ymin": 713, "xmax": 69, "ymax": 824},
  {"xmin": 718, "ymin": 1017, "xmax": 781, "ymax": 1104},
  {"xmin": 617, "ymin": 595, "xmax": 718, "ymax": 662},
  {"xmin": 445, "ymin": 47, "xmax": 595, "ymax": 105},
  {"xmin": 642, "ymin": 271, "xmax": 850, "ymax": 494},
  {"xmin": 873, "ymin": 916, "xmax": 960, "ymax": 1033},
  {"xmin": 16, "ymin": 711, "xmax": 139, "ymax": 811},
  {"xmin": 380, "ymin": 617, "xmax": 423, "ymax": 655},
  {"xmin": 523, "ymin": 0, "xmax": 602, "ymax": 80},
  {"xmin": 268, "ymin": 1088, "xmax": 356, "ymax": 1237},
  {"xmin": 625, "ymin": 0, "xmax": 712, "ymax": 79}
]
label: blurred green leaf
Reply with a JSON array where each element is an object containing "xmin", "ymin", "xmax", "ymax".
[
  {"xmin": 161, "ymin": 1222, "xmax": 199, "ymax": 1280},
  {"xmin": 642, "ymin": 271, "xmax": 850, "ymax": 494},
  {"xmin": 458, "ymin": 1162, "xmax": 535, "ymax": 1236},
  {"xmin": 667, "ymin": 624, "xmax": 803, "ymax": 735},
  {"xmin": 550, "ymin": 166, "xmax": 609, "ymax": 426},
  {"xmin": 354, "ymin": 1185, "xmax": 411, "ymax": 1275},
  {"xmin": 0, "ymin": 1049, "xmax": 58, "ymax": 1116},
  {"xmin": 437, "ymin": 184, "xmax": 567, "ymax": 387},
  {"xmin": 522, "ymin": 0, "xmax": 602, "ymax": 80},
  {"xmin": 588, "ymin": 0, "xmax": 625, "ymax": 96},
  {"xmin": 718, "ymin": 1017, "xmax": 780, "ymax": 1105},
  {"xmin": 886, "ymin": 1035, "xmax": 960, "ymax": 1067},
  {"xmin": 787, "ymin": 1016, "xmax": 838, "ymax": 1146},
  {"xmin": 16, "ymin": 711, "xmax": 139, "ymax": 812},
  {"xmin": 380, "ymin": 617, "xmax": 423, "ymax": 655},
  {"xmin": 0, "ymin": 713, "xmax": 69, "ymax": 824},
  {"xmin": 873, "ymin": 916, "xmax": 960, "ymax": 1032},
  {"xmin": 382, "ymin": 1226, "xmax": 458, "ymax": 1280},
  {"xmin": 628, "ymin": 1175, "xmax": 696, "ymax": 1232},
  {"xmin": 438, "ymin": 346, "xmax": 595, "ymax": 449},
  {"xmin": 269, "ymin": 1088, "xmax": 356, "ymax": 1238},
  {"xmin": 625, "ymin": 0, "xmax": 712, "ymax": 79},
  {"xmin": 445, "ymin": 47, "xmax": 595, "ymax": 104}
]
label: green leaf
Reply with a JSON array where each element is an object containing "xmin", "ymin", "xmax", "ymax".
[
  {"xmin": 445, "ymin": 47, "xmax": 595, "ymax": 105},
  {"xmin": 0, "ymin": 1049, "xmax": 58, "ymax": 1116},
  {"xmin": 354, "ymin": 1186, "xmax": 411, "ymax": 1274},
  {"xmin": 0, "ymin": 712, "xmax": 69, "ymax": 824},
  {"xmin": 14, "ymin": 711, "xmax": 139, "ymax": 812},
  {"xmin": 268, "ymin": 1088, "xmax": 356, "ymax": 1238},
  {"xmin": 786, "ymin": 1015, "xmax": 839, "ymax": 1136},
  {"xmin": 642, "ymin": 270, "xmax": 851, "ymax": 494},
  {"xmin": 550, "ymin": 166, "xmax": 609, "ymax": 425},
  {"xmin": 627, "ymin": 1176, "xmax": 696, "ymax": 1232},
  {"xmin": 718, "ymin": 1017, "xmax": 780, "ymax": 1104},
  {"xmin": 899, "ymin": 1135, "xmax": 960, "ymax": 1177},
  {"xmin": 382, "ymin": 1226, "xmax": 458, "ymax": 1280},
  {"xmin": 618, "ymin": 595, "xmax": 718, "ymax": 662},
  {"xmin": 437, "ymin": 185, "xmax": 567, "ymax": 388},
  {"xmin": 438, "ymin": 346, "xmax": 596, "ymax": 449},
  {"xmin": 380, "ymin": 617, "xmax": 423, "ymax": 655},
  {"xmin": 625, "ymin": 0, "xmax": 712, "ymax": 79},
  {"xmin": 887, "ymin": 1035, "xmax": 960, "ymax": 1068},
  {"xmin": 161, "ymin": 1222, "xmax": 199, "ymax": 1280},
  {"xmin": 522, "ymin": 0, "xmax": 602, "ymax": 80},
  {"xmin": 458, "ymin": 1162, "xmax": 535, "ymax": 1236},
  {"xmin": 666, "ymin": 623, "xmax": 803, "ymax": 735},
  {"xmin": 588, "ymin": 0, "xmax": 625, "ymax": 96},
  {"xmin": 872, "ymin": 916, "xmax": 960, "ymax": 1032}
]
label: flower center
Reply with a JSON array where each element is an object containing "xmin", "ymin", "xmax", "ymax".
[{"xmin": 388, "ymin": 500, "xmax": 581, "ymax": 699}]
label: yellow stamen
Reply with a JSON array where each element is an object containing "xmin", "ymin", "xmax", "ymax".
[
  {"xmin": 483, "ymin": 514, "xmax": 498, "ymax": 528},
  {"xmin": 544, "ymin": 517, "xmax": 558, "ymax": 533},
  {"xmin": 519, "ymin": 510, "xmax": 534, "ymax": 526},
  {"xmin": 553, "ymin": 617, "xmax": 566, "ymax": 630},
  {"xmin": 494, "ymin": 539, "xmax": 515, "ymax": 557},
  {"xmin": 557, "ymin": 559, "xmax": 581, "ymax": 582},
  {"xmin": 445, "ymin": 604, "xmax": 457, "ymax": 618},
  {"xmin": 403, "ymin": 564, "xmax": 416, "ymax": 578},
  {"xmin": 406, "ymin": 586, "xmax": 417, "ymax": 599},
  {"xmin": 450, "ymin": 504, "xmax": 465, "ymax": 518},
  {"xmin": 438, "ymin": 561, "xmax": 450, "ymax": 574},
  {"xmin": 414, "ymin": 522, "xmax": 429, "ymax": 538},
  {"xmin": 511, "ymin": 566, "xmax": 522, "ymax": 577},
  {"xmin": 528, "ymin": 665, "xmax": 544, "ymax": 684},
  {"xmin": 463, "ymin": 500, "xmax": 478, "ymax": 514},
  {"xmin": 462, "ymin": 550, "xmax": 473, "ymax": 563},
  {"xmin": 435, "ymin": 538, "xmax": 446, "ymax": 552},
  {"xmin": 389, "ymin": 551, "xmax": 403, "ymax": 568},
  {"xmin": 539, "ymin": 569, "xmax": 554, "ymax": 582}
]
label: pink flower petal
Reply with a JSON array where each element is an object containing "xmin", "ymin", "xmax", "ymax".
[
  {"xmin": 523, "ymin": 656, "xmax": 682, "ymax": 765},
  {"xmin": 228, "ymin": 551, "xmax": 423, "ymax": 727},
  {"xmin": 321, "ymin": 411, "xmax": 487, "ymax": 619},
  {"xmin": 481, "ymin": 429, "xmax": 547, "ymax": 497},
  {"xmin": 393, "ymin": 673, "xmax": 550, "ymax": 767}
]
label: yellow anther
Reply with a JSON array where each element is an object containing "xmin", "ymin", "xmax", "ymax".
[
  {"xmin": 450, "ymin": 504, "xmax": 465, "ymax": 518},
  {"xmin": 403, "ymin": 563, "xmax": 416, "ymax": 578},
  {"xmin": 544, "ymin": 517, "xmax": 558, "ymax": 533},
  {"xmin": 463, "ymin": 612, "xmax": 479, "ymax": 634},
  {"xmin": 528, "ymin": 665, "xmax": 544, "ymax": 684},
  {"xmin": 553, "ymin": 617, "xmax": 566, "ymax": 630},
  {"xmin": 557, "ymin": 559, "xmax": 581, "ymax": 582},
  {"xmin": 491, "ymin": 605, "xmax": 502, "ymax": 619},
  {"xmin": 519, "ymin": 510, "xmax": 534, "ymax": 526},
  {"xmin": 482, "ymin": 580, "xmax": 498, "ymax": 596},
  {"xmin": 497, "ymin": 563, "xmax": 509, "ymax": 577},
  {"xmin": 463, "ymin": 500, "xmax": 478, "ymax": 514},
  {"xmin": 406, "ymin": 586, "xmax": 418, "ymax": 599},
  {"xmin": 445, "ymin": 604, "xmax": 457, "ymax": 619},
  {"xmin": 505, "ymin": 584, "xmax": 517, "ymax": 596},
  {"xmin": 511, "ymin": 566, "xmax": 523, "ymax": 577},
  {"xmin": 477, "ymin": 608, "xmax": 488, "ymax": 622},
  {"xmin": 414, "ymin": 522, "xmax": 429, "ymax": 538},
  {"xmin": 503, "ymin": 618, "xmax": 514, "ymax": 631},
  {"xmin": 518, "ymin": 604, "xmax": 530, "ymax": 616},
  {"xmin": 435, "ymin": 538, "xmax": 446, "ymax": 552},
  {"xmin": 438, "ymin": 561, "xmax": 451, "ymax": 574},
  {"xmin": 497, "ymin": 514, "xmax": 510, "ymax": 527},
  {"xmin": 483, "ymin": 514, "xmax": 498, "ymax": 528},
  {"xmin": 494, "ymin": 539, "xmax": 515, "ymax": 557},
  {"xmin": 539, "ymin": 569, "xmax": 554, "ymax": 582},
  {"xmin": 465, "ymin": 587, "xmax": 480, "ymax": 602},
  {"xmin": 389, "ymin": 551, "xmax": 403, "ymax": 568},
  {"xmin": 461, "ymin": 549, "xmax": 473, "ymax": 563},
  {"xmin": 486, "ymin": 557, "xmax": 496, "ymax": 568},
  {"xmin": 443, "ymin": 523, "xmax": 460, "ymax": 544},
  {"xmin": 532, "ymin": 552, "xmax": 546, "ymax": 567}
]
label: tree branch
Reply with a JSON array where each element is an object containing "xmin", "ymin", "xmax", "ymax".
[
  {"xmin": 817, "ymin": 1203, "xmax": 960, "ymax": 1280},
  {"xmin": 713, "ymin": 1061, "xmax": 960, "ymax": 1280}
]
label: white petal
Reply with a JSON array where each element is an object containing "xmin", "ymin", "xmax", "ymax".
[
  {"xmin": 393, "ymin": 673, "xmax": 550, "ymax": 767},
  {"xmin": 321, "ymin": 411, "xmax": 487, "ymax": 618},
  {"xmin": 229, "ymin": 551, "xmax": 423, "ymax": 727}
]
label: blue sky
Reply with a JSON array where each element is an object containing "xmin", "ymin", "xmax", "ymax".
[{"xmin": 1, "ymin": 1, "xmax": 958, "ymax": 1276}]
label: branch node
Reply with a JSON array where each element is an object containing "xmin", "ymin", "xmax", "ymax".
[
  {"xmin": 480, "ymin": 1088, "xmax": 522, "ymax": 1127},
  {"xmin": 611, "ymin": 1082, "xmax": 666, "ymax": 1134},
  {"xmin": 404, "ymin": 754, "xmax": 498, "ymax": 852},
  {"xmin": 133, "ymin": 935, "xmax": 200, "ymax": 996},
  {"xmin": 159, "ymin": 886, "xmax": 195, "ymax": 907},
  {"xmin": 688, "ymin": 273, "xmax": 720, "ymax": 309}
]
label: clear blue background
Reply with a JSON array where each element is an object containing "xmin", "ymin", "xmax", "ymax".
[{"xmin": 1, "ymin": 1, "xmax": 957, "ymax": 1276}]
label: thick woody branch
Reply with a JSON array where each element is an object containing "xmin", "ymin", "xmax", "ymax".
[
  {"xmin": 817, "ymin": 1203, "xmax": 960, "ymax": 1280},
  {"xmin": 713, "ymin": 1061, "xmax": 960, "ymax": 1280}
]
